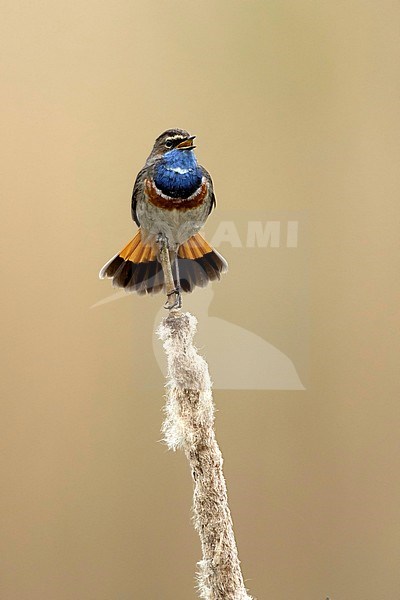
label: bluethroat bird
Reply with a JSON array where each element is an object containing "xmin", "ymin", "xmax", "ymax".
[{"xmin": 99, "ymin": 129, "xmax": 228, "ymax": 308}]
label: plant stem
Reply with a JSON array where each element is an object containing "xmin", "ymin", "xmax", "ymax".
[{"xmin": 158, "ymin": 312, "xmax": 253, "ymax": 600}]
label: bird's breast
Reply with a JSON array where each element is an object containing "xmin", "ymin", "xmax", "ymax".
[{"xmin": 145, "ymin": 178, "xmax": 208, "ymax": 211}]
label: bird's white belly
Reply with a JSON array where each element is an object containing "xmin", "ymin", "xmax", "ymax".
[{"xmin": 137, "ymin": 200, "xmax": 209, "ymax": 249}]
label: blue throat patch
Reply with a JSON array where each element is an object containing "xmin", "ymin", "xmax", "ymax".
[{"xmin": 153, "ymin": 149, "xmax": 203, "ymax": 198}]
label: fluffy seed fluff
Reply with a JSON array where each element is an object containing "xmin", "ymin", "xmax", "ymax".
[{"xmin": 157, "ymin": 312, "xmax": 253, "ymax": 600}]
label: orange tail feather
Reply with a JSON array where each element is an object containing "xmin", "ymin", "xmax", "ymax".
[
  {"xmin": 177, "ymin": 233, "xmax": 228, "ymax": 293},
  {"xmin": 99, "ymin": 230, "xmax": 163, "ymax": 295}
]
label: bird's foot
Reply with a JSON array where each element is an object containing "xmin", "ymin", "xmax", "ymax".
[{"xmin": 164, "ymin": 287, "xmax": 182, "ymax": 310}]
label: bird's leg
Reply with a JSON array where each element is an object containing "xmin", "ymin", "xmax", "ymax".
[
  {"xmin": 157, "ymin": 233, "xmax": 181, "ymax": 311},
  {"xmin": 172, "ymin": 257, "xmax": 182, "ymax": 309}
]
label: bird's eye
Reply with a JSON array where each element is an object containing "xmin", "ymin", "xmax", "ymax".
[{"xmin": 165, "ymin": 140, "xmax": 173, "ymax": 148}]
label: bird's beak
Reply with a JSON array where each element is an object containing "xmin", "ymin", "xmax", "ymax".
[{"xmin": 177, "ymin": 135, "xmax": 196, "ymax": 150}]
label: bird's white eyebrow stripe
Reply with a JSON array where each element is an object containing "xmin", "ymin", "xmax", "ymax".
[{"xmin": 166, "ymin": 135, "xmax": 185, "ymax": 141}]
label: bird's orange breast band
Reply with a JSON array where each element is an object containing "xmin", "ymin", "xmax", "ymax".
[{"xmin": 145, "ymin": 178, "xmax": 208, "ymax": 210}]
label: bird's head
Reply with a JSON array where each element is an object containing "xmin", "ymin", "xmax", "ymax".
[{"xmin": 148, "ymin": 129, "xmax": 196, "ymax": 160}]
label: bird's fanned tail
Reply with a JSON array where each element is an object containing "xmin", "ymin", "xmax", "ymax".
[{"xmin": 99, "ymin": 231, "xmax": 227, "ymax": 295}]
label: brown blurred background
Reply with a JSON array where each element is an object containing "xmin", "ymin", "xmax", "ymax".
[{"xmin": 1, "ymin": 1, "xmax": 399, "ymax": 598}]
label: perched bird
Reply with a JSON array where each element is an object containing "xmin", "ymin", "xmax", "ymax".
[{"xmin": 99, "ymin": 129, "xmax": 228, "ymax": 307}]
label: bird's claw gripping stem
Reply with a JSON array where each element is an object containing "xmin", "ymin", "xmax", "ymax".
[{"xmin": 164, "ymin": 287, "xmax": 182, "ymax": 310}]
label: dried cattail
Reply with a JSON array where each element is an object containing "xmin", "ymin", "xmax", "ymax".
[{"xmin": 158, "ymin": 312, "xmax": 253, "ymax": 600}]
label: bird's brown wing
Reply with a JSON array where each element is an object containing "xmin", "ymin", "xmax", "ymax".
[
  {"xmin": 131, "ymin": 166, "xmax": 149, "ymax": 226},
  {"xmin": 200, "ymin": 166, "xmax": 216, "ymax": 215}
]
